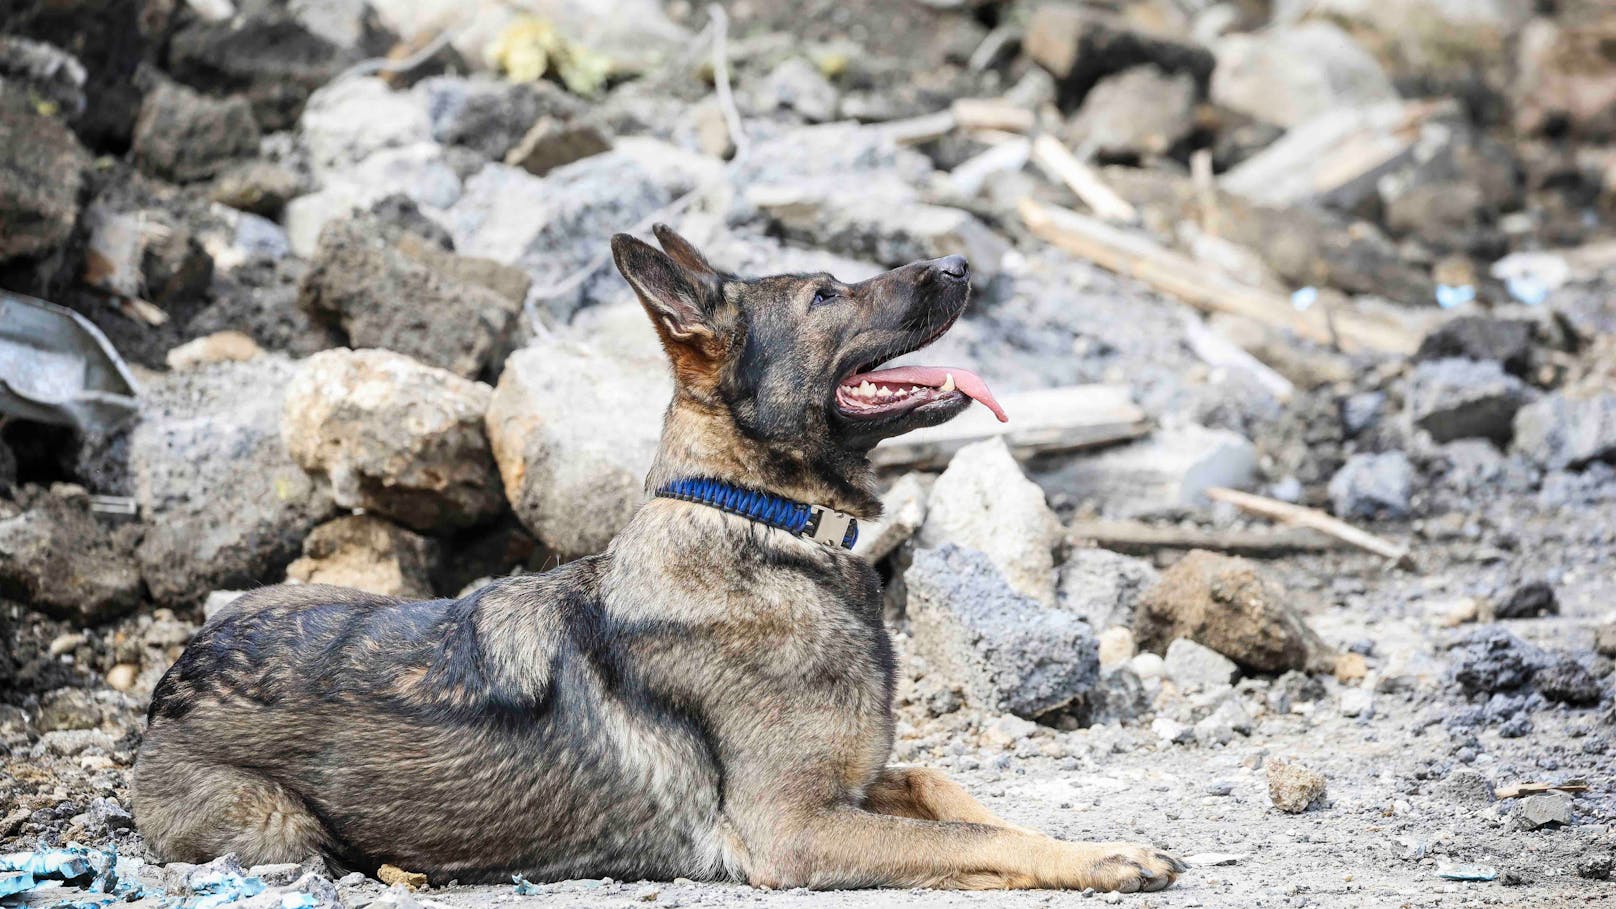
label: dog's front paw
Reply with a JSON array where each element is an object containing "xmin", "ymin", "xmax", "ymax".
[{"xmin": 1070, "ymin": 842, "xmax": 1186, "ymax": 893}]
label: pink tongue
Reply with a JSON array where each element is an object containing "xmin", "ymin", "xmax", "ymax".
[{"xmin": 849, "ymin": 366, "xmax": 1008, "ymax": 423}]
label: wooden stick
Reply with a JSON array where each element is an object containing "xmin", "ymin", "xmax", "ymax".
[
  {"xmin": 871, "ymin": 384, "xmax": 1149, "ymax": 470},
  {"xmin": 1068, "ymin": 519, "xmax": 1341, "ymax": 558},
  {"xmin": 1029, "ymin": 134, "xmax": 1139, "ymax": 224},
  {"xmin": 1204, "ymin": 487, "xmax": 1413, "ymax": 568},
  {"xmin": 1019, "ymin": 198, "xmax": 1428, "ymax": 355},
  {"xmin": 952, "ymin": 97, "xmax": 1036, "ymax": 134},
  {"xmin": 1494, "ymin": 782, "xmax": 1589, "ymax": 800}
]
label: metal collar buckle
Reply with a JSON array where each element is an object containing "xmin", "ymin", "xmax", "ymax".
[{"xmin": 804, "ymin": 505, "xmax": 856, "ymax": 548}]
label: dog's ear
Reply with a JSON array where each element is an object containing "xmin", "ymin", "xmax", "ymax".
[
  {"xmin": 611, "ymin": 233, "xmax": 725, "ymax": 360},
  {"xmin": 652, "ymin": 223, "xmax": 717, "ymax": 279}
]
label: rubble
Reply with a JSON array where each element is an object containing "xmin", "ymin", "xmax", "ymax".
[
  {"xmin": 1055, "ymin": 547, "xmax": 1159, "ymax": 630},
  {"xmin": 1024, "ymin": 2, "xmax": 1214, "ymax": 105},
  {"xmin": 1405, "ymin": 358, "xmax": 1530, "ymax": 444},
  {"xmin": 1515, "ymin": 792, "xmax": 1573, "ymax": 830},
  {"xmin": 1512, "ymin": 384, "xmax": 1616, "ymax": 470},
  {"xmin": 167, "ymin": 8, "xmax": 356, "ymax": 132},
  {"xmin": 1494, "ymin": 580, "xmax": 1558, "ymax": 619},
  {"xmin": 131, "ymin": 80, "xmax": 260, "ymax": 184},
  {"xmin": 1266, "ymin": 757, "xmax": 1327, "ymax": 813},
  {"xmin": 282, "ymin": 348, "xmax": 504, "ymax": 532},
  {"xmin": 917, "ymin": 438, "xmax": 1061, "ymax": 606},
  {"xmin": 1066, "ymin": 65, "xmax": 1195, "ymax": 160},
  {"xmin": 905, "ymin": 545, "xmax": 1100, "ymax": 719},
  {"xmin": 297, "ymin": 213, "xmax": 526, "ymax": 378},
  {"xmin": 0, "ymin": 485, "xmax": 141, "ymax": 624},
  {"xmin": 1134, "ymin": 550, "xmax": 1327, "ymax": 673},
  {"xmin": 504, "ymin": 117, "xmax": 612, "ymax": 177},
  {"xmin": 1328, "ymin": 451, "xmax": 1413, "ymax": 520},
  {"xmin": 1163, "ymin": 638, "xmax": 1239, "ymax": 691},
  {"xmin": 1450, "ymin": 626, "xmax": 1539, "ymax": 696},
  {"xmin": 0, "ymin": 102, "xmax": 91, "ymax": 262},
  {"xmin": 130, "ymin": 355, "xmax": 334, "ymax": 605},
  {"xmin": 1211, "ymin": 22, "xmax": 1397, "ymax": 128},
  {"xmin": 286, "ymin": 516, "xmax": 437, "ymax": 599},
  {"xmin": 418, "ymin": 75, "xmax": 587, "ymax": 162},
  {"xmin": 1533, "ymin": 656, "xmax": 1603, "ymax": 707},
  {"xmin": 486, "ymin": 336, "xmax": 670, "ymax": 558},
  {"xmin": 1415, "ymin": 317, "xmax": 1535, "ymax": 376},
  {"xmin": 1040, "ymin": 424, "xmax": 1257, "ymax": 517}
]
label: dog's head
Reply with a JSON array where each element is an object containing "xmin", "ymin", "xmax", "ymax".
[{"xmin": 611, "ymin": 225, "xmax": 1003, "ymax": 512}]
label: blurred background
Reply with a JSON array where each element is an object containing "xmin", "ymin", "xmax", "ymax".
[{"xmin": 2, "ymin": 0, "xmax": 1615, "ymax": 904}]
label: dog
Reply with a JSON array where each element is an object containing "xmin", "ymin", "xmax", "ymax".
[{"xmin": 132, "ymin": 226, "xmax": 1184, "ymax": 892}]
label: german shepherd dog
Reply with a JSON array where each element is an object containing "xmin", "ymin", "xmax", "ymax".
[{"xmin": 133, "ymin": 226, "xmax": 1183, "ymax": 892}]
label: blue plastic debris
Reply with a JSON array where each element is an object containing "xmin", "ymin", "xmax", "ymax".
[
  {"xmin": 511, "ymin": 874, "xmax": 541, "ymax": 895},
  {"xmin": 0, "ymin": 871, "xmax": 32, "ymax": 899},
  {"xmin": 1290, "ymin": 286, "xmax": 1319, "ymax": 312},
  {"xmin": 0, "ymin": 848, "xmax": 94, "ymax": 883},
  {"xmin": 190, "ymin": 869, "xmax": 267, "ymax": 909},
  {"xmin": 1435, "ymin": 284, "xmax": 1475, "ymax": 309}
]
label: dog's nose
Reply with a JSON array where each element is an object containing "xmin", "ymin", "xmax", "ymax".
[{"xmin": 934, "ymin": 255, "xmax": 970, "ymax": 282}]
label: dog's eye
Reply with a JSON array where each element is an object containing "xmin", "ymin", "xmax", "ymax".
[{"xmin": 812, "ymin": 289, "xmax": 839, "ymax": 307}]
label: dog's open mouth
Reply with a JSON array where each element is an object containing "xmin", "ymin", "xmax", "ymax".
[{"xmin": 835, "ymin": 364, "xmax": 1007, "ymax": 422}]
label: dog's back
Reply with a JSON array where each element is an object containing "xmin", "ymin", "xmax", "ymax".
[{"xmin": 135, "ymin": 559, "xmax": 729, "ymax": 882}]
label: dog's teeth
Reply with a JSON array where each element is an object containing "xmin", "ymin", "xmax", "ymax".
[
  {"xmin": 877, "ymin": 386, "xmax": 892, "ymax": 398},
  {"xmin": 859, "ymin": 381, "xmax": 876, "ymax": 397},
  {"xmin": 941, "ymin": 373, "xmax": 955, "ymax": 393}
]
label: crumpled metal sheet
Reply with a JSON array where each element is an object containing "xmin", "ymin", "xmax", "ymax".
[{"xmin": 0, "ymin": 291, "xmax": 140, "ymax": 433}]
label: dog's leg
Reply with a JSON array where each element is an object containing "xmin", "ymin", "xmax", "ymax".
[
  {"xmin": 861, "ymin": 766, "xmax": 1029, "ymax": 832},
  {"xmin": 743, "ymin": 807, "xmax": 1183, "ymax": 891},
  {"xmin": 135, "ymin": 752, "xmax": 332, "ymax": 865}
]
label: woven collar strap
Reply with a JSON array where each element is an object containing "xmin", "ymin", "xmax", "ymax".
[{"xmin": 656, "ymin": 477, "xmax": 858, "ymax": 550}]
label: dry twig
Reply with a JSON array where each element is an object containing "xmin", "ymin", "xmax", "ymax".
[{"xmin": 1204, "ymin": 487, "xmax": 1413, "ymax": 568}]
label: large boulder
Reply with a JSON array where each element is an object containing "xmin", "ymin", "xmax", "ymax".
[
  {"xmin": 285, "ymin": 515, "xmax": 437, "ymax": 598},
  {"xmin": 1134, "ymin": 550, "xmax": 1327, "ymax": 673},
  {"xmin": 0, "ymin": 103, "xmax": 91, "ymax": 262},
  {"xmin": 1212, "ymin": 22, "xmax": 1398, "ymax": 128},
  {"xmin": 297, "ymin": 214, "xmax": 526, "ymax": 378},
  {"xmin": 485, "ymin": 337, "xmax": 672, "ymax": 558},
  {"xmin": 917, "ymin": 438, "xmax": 1061, "ymax": 606},
  {"xmin": 131, "ymin": 355, "xmax": 335, "ymax": 605},
  {"xmin": 0, "ymin": 484, "xmax": 142, "ymax": 624},
  {"xmin": 131, "ymin": 80, "xmax": 260, "ymax": 183},
  {"xmin": 283, "ymin": 348, "xmax": 504, "ymax": 532},
  {"xmin": 1513, "ymin": 384, "xmax": 1616, "ymax": 470},
  {"xmin": 906, "ymin": 544, "xmax": 1100, "ymax": 718}
]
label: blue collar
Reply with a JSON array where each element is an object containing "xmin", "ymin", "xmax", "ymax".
[{"xmin": 656, "ymin": 477, "xmax": 859, "ymax": 550}]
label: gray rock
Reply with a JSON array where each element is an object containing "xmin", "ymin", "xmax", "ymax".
[
  {"xmin": 1023, "ymin": 3, "xmax": 1214, "ymax": 99},
  {"xmin": 282, "ymin": 348, "xmax": 504, "ymax": 532},
  {"xmin": 1056, "ymin": 548, "xmax": 1159, "ymax": 630},
  {"xmin": 1416, "ymin": 316, "xmax": 1534, "ymax": 375},
  {"xmin": 1151, "ymin": 716, "xmax": 1193, "ymax": 745},
  {"xmin": 1165, "ymin": 638, "xmax": 1240, "ymax": 691},
  {"xmin": 1074, "ymin": 666, "xmax": 1149, "ymax": 726},
  {"xmin": 917, "ymin": 438, "xmax": 1061, "ymax": 606},
  {"xmin": 1449, "ymin": 626, "xmax": 1539, "ymax": 696},
  {"xmin": 504, "ymin": 117, "xmax": 612, "ymax": 177},
  {"xmin": 1406, "ymin": 358, "xmax": 1530, "ymax": 444},
  {"xmin": 486, "ymin": 336, "xmax": 671, "ymax": 559},
  {"xmin": 1338, "ymin": 687, "xmax": 1374, "ymax": 718},
  {"xmin": 210, "ymin": 161, "xmax": 304, "ymax": 217},
  {"xmin": 1513, "ymin": 385, "xmax": 1616, "ymax": 470},
  {"xmin": 1515, "ymin": 792, "xmax": 1573, "ymax": 830},
  {"xmin": 0, "ymin": 37, "xmax": 87, "ymax": 120},
  {"xmin": 1535, "ymin": 655, "xmax": 1602, "ymax": 706},
  {"xmin": 297, "ymin": 214, "xmax": 524, "ymax": 378},
  {"xmin": 1067, "ymin": 65, "xmax": 1196, "ymax": 158},
  {"xmin": 167, "ymin": 9, "xmax": 356, "ymax": 132},
  {"xmin": 1328, "ymin": 451, "xmax": 1413, "ymax": 520},
  {"xmin": 79, "ymin": 796, "xmax": 133, "ymax": 835},
  {"xmin": 0, "ymin": 485, "xmax": 142, "ymax": 624},
  {"xmin": 1267, "ymin": 756, "xmax": 1327, "ymax": 813},
  {"xmin": 132, "ymin": 355, "xmax": 335, "ymax": 605},
  {"xmin": 1194, "ymin": 696, "xmax": 1253, "ymax": 745},
  {"xmin": 1494, "ymin": 579, "xmax": 1558, "ymax": 619},
  {"xmin": 1597, "ymin": 620, "xmax": 1616, "ymax": 658},
  {"xmin": 132, "ymin": 79, "xmax": 260, "ymax": 183},
  {"xmin": 417, "ymin": 75, "xmax": 587, "ymax": 161},
  {"xmin": 299, "ymin": 76, "xmax": 431, "ymax": 175},
  {"xmin": 1039, "ymin": 424, "xmax": 1257, "ymax": 518},
  {"xmin": 285, "ymin": 515, "xmax": 437, "ymax": 599},
  {"xmin": 1212, "ymin": 22, "xmax": 1397, "ymax": 128},
  {"xmin": 248, "ymin": 864, "xmax": 303, "ymax": 887},
  {"xmin": 852, "ymin": 473, "xmax": 929, "ymax": 564},
  {"xmin": 81, "ymin": 195, "xmax": 215, "ymax": 307},
  {"xmin": 444, "ymin": 139, "xmax": 718, "ymax": 320},
  {"xmin": 0, "ymin": 101, "xmax": 91, "ymax": 262},
  {"xmin": 905, "ymin": 545, "xmax": 1100, "ymax": 719},
  {"xmin": 762, "ymin": 58, "xmax": 838, "ymax": 123}
]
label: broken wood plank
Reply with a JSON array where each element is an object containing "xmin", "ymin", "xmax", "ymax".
[
  {"xmin": 1019, "ymin": 198, "xmax": 1429, "ymax": 355},
  {"xmin": 871, "ymin": 384, "xmax": 1149, "ymax": 470},
  {"xmin": 1030, "ymin": 135, "xmax": 1139, "ymax": 224},
  {"xmin": 1494, "ymin": 781, "xmax": 1589, "ymax": 800},
  {"xmin": 1068, "ymin": 518, "xmax": 1342, "ymax": 558},
  {"xmin": 1203, "ymin": 486, "xmax": 1413, "ymax": 568},
  {"xmin": 879, "ymin": 110, "xmax": 958, "ymax": 145},
  {"xmin": 951, "ymin": 97, "xmax": 1037, "ymax": 134}
]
